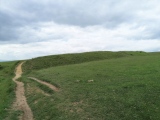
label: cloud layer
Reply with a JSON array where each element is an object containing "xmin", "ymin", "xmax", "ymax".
[{"xmin": 1, "ymin": 0, "xmax": 160, "ymax": 60}]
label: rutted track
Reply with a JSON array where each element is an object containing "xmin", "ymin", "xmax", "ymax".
[
  {"xmin": 13, "ymin": 62, "xmax": 33, "ymax": 120},
  {"xmin": 28, "ymin": 77, "xmax": 59, "ymax": 92}
]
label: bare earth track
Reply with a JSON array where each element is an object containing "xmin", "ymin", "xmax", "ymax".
[
  {"xmin": 28, "ymin": 77, "xmax": 59, "ymax": 92},
  {"xmin": 13, "ymin": 62, "xmax": 33, "ymax": 120}
]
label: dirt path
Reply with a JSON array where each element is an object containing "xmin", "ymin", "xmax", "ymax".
[
  {"xmin": 13, "ymin": 62, "xmax": 33, "ymax": 120},
  {"xmin": 28, "ymin": 77, "xmax": 59, "ymax": 92}
]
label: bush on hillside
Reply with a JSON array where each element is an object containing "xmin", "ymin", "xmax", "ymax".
[{"xmin": 0, "ymin": 65, "xmax": 3, "ymax": 70}]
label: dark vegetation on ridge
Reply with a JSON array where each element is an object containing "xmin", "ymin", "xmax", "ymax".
[{"xmin": 23, "ymin": 51, "xmax": 147, "ymax": 72}]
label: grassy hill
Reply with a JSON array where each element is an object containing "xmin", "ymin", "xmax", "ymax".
[
  {"xmin": 1, "ymin": 51, "xmax": 160, "ymax": 120},
  {"xmin": 19, "ymin": 51, "xmax": 160, "ymax": 120}
]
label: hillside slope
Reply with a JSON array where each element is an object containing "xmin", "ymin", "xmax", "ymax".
[
  {"xmin": 20, "ymin": 51, "xmax": 160, "ymax": 120},
  {"xmin": 23, "ymin": 51, "xmax": 147, "ymax": 72}
]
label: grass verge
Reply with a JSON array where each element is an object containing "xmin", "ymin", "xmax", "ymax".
[{"xmin": 0, "ymin": 61, "xmax": 20, "ymax": 120}]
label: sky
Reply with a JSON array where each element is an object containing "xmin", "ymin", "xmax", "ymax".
[{"xmin": 1, "ymin": 0, "xmax": 160, "ymax": 60}]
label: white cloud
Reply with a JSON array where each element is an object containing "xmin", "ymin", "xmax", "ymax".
[
  {"xmin": 1, "ymin": 0, "xmax": 160, "ymax": 60},
  {"xmin": 1, "ymin": 22, "xmax": 160, "ymax": 60}
]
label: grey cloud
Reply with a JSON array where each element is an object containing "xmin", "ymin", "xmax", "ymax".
[
  {"xmin": 0, "ymin": 12, "xmax": 19, "ymax": 41},
  {"xmin": 146, "ymin": 23, "xmax": 160, "ymax": 40},
  {"xmin": 6, "ymin": 0, "xmax": 135, "ymax": 27},
  {"xmin": 0, "ymin": 9, "xmax": 35, "ymax": 43},
  {"xmin": 0, "ymin": 0, "xmax": 160, "ymax": 44}
]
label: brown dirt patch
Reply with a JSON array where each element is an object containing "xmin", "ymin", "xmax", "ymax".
[
  {"xmin": 12, "ymin": 62, "xmax": 33, "ymax": 120},
  {"xmin": 28, "ymin": 77, "xmax": 59, "ymax": 92}
]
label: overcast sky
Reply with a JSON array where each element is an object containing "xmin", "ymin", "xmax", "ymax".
[{"xmin": 1, "ymin": 0, "xmax": 160, "ymax": 60}]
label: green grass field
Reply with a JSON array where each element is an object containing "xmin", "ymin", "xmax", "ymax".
[
  {"xmin": 1, "ymin": 51, "xmax": 160, "ymax": 120},
  {"xmin": 0, "ymin": 61, "xmax": 19, "ymax": 120},
  {"xmin": 19, "ymin": 51, "xmax": 160, "ymax": 120}
]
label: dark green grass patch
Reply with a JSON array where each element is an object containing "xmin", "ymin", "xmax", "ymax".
[
  {"xmin": 24, "ymin": 54, "xmax": 160, "ymax": 120},
  {"xmin": 0, "ymin": 61, "xmax": 19, "ymax": 120},
  {"xmin": 6, "ymin": 110, "xmax": 23, "ymax": 120}
]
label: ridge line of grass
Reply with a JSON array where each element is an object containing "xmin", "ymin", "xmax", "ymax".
[{"xmin": 23, "ymin": 51, "xmax": 147, "ymax": 73}]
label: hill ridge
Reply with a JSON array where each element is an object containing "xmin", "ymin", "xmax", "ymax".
[{"xmin": 23, "ymin": 51, "xmax": 147, "ymax": 72}]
